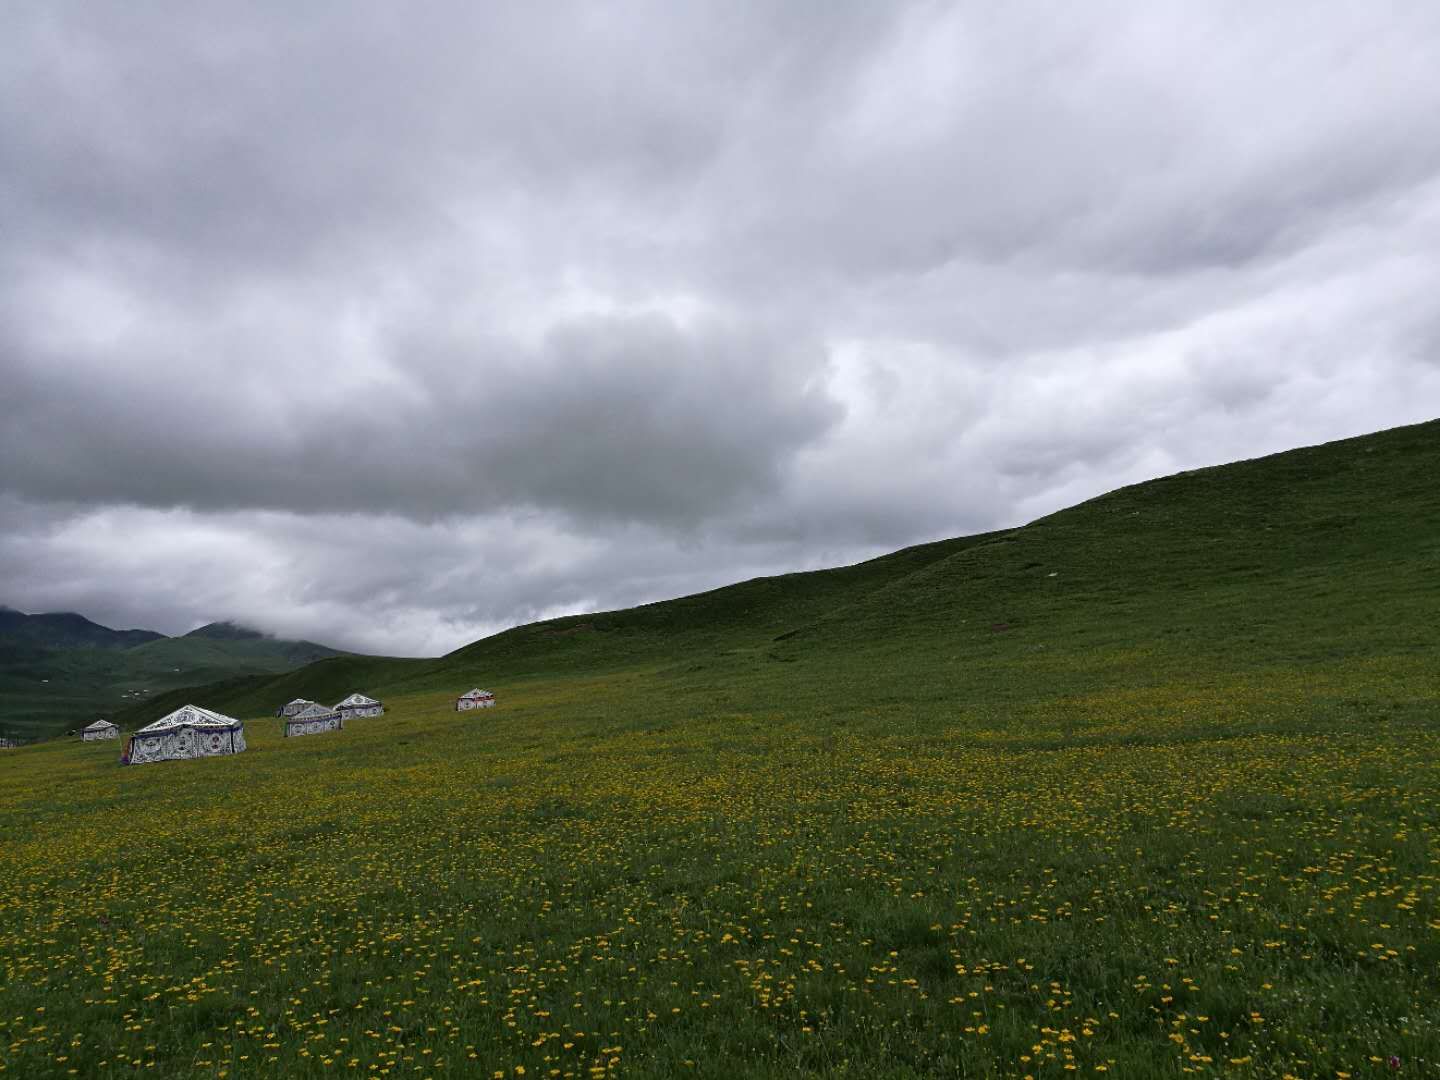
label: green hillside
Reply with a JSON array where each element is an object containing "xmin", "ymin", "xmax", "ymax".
[
  {"xmin": 115, "ymin": 530, "xmax": 1007, "ymax": 726},
  {"xmin": 2, "ymin": 419, "xmax": 1438, "ymax": 1078},
  {"xmin": 124, "ymin": 418, "xmax": 1437, "ymax": 732},
  {"xmin": 114, "ymin": 654, "xmax": 431, "ymax": 727},
  {"xmin": 0, "ymin": 621, "xmax": 346, "ymax": 741}
]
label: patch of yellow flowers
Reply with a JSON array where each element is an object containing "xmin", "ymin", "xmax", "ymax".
[{"xmin": 1, "ymin": 663, "xmax": 1437, "ymax": 1077}]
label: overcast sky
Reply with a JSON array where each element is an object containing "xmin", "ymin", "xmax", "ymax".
[{"xmin": 3, "ymin": 1, "xmax": 1439, "ymax": 655}]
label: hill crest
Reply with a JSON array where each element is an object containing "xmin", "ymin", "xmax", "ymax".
[
  {"xmin": 184, "ymin": 621, "xmax": 266, "ymax": 641},
  {"xmin": 112, "ymin": 416, "xmax": 1440, "ymax": 727},
  {"xmin": 0, "ymin": 608, "xmax": 165, "ymax": 650}
]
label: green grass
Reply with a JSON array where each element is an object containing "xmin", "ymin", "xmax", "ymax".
[{"xmin": 1, "ymin": 418, "xmax": 1438, "ymax": 1078}]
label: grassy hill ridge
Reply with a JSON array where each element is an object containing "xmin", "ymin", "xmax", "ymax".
[
  {"xmin": 775, "ymin": 418, "xmax": 1440, "ymax": 666},
  {"xmin": 112, "ymin": 531, "xmax": 1007, "ymax": 725},
  {"xmin": 128, "ymin": 418, "xmax": 1439, "ymax": 730}
]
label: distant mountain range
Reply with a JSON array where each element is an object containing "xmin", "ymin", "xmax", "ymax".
[
  {"xmin": 0, "ymin": 606, "xmax": 166, "ymax": 650},
  {"xmin": 0, "ymin": 609, "xmax": 346, "ymax": 741}
]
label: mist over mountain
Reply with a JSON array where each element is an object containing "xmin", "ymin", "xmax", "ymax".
[{"xmin": 184, "ymin": 621, "xmax": 267, "ymax": 642}]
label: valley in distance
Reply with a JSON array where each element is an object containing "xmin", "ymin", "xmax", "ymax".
[
  {"xmin": 0, "ymin": 615, "xmax": 347, "ymax": 743},
  {"xmin": 1, "ymin": 419, "xmax": 1437, "ymax": 1077}
]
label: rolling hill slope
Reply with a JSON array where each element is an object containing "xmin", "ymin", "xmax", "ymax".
[
  {"xmin": 776, "ymin": 418, "xmax": 1440, "ymax": 668},
  {"xmin": 135, "ymin": 418, "xmax": 1439, "ymax": 729},
  {"xmin": 113, "ymin": 532, "xmax": 1005, "ymax": 725}
]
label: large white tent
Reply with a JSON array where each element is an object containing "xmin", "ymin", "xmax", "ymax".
[
  {"xmin": 455, "ymin": 688, "xmax": 496, "ymax": 711},
  {"xmin": 276, "ymin": 698, "xmax": 316, "ymax": 717},
  {"xmin": 335, "ymin": 692, "xmax": 383, "ymax": 718},
  {"xmin": 284, "ymin": 702, "xmax": 344, "ymax": 738},
  {"xmin": 82, "ymin": 719, "xmax": 119, "ymax": 741},
  {"xmin": 122, "ymin": 704, "xmax": 246, "ymax": 765}
]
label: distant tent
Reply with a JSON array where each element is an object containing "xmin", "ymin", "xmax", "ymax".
[
  {"xmin": 82, "ymin": 719, "xmax": 119, "ymax": 741},
  {"xmin": 456, "ymin": 688, "xmax": 496, "ymax": 711},
  {"xmin": 335, "ymin": 692, "xmax": 383, "ymax": 719},
  {"xmin": 122, "ymin": 705, "xmax": 246, "ymax": 765},
  {"xmin": 276, "ymin": 698, "xmax": 316, "ymax": 718},
  {"xmin": 284, "ymin": 702, "xmax": 343, "ymax": 738}
]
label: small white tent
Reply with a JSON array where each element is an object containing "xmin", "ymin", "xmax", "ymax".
[
  {"xmin": 335, "ymin": 692, "xmax": 383, "ymax": 719},
  {"xmin": 285, "ymin": 702, "xmax": 344, "ymax": 738},
  {"xmin": 456, "ymin": 688, "xmax": 496, "ymax": 711},
  {"xmin": 122, "ymin": 705, "xmax": 246, "ymax": 765},
  {"xmin": 82, "ymin": 719, "xmax": 119, "ymax": 741},
  {"xmin": 276, "ymin": 698, "xmax": 316, "ymax": 718}
]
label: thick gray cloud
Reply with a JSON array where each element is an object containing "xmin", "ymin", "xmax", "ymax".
[
  {"xmin": 2, "ymin": 1, "xmax": 1439, "ymax": 654},
  {"xmin": 3, "ymin": 311, "xmax": 840, "ymax": 521}
]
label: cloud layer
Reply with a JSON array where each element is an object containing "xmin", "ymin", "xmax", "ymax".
[{"xmin": 3, "ymin": 1, "xmax": 1439, "ymax": 652}]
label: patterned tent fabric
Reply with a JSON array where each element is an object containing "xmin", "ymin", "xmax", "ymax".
[
  {"xmin": 136, "ymin": 704, "xmax": 241, "ymax": 733},
  {"xmin": 82, "ymin": 719, "xmax": 119, "ymax": 741},
  {"xmin": 123, "ymin": 704, "xmax": 246, "ymax": 765},
  {"xmin": 285, "ymin": 702, "xmax": 344, "ymax": 738},
  {"xmin": 277, "ymin": 698, "xmax": 316, "ymax": 717},
  {"xmin": 335, "ymin": 692, "xmax": 383, "ymax": 717},
  {"xmin": 456, "ymin": 688, "xmax": 496, "ymax": 710}
]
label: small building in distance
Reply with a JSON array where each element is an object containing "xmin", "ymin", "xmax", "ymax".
[
  {"xmin": 82, "ymin": 719, "xmax": 119, "ymax": 741},
  {"xmin": 335, "ymin": 692, "xmax": 384, "ymax": 719},
  {"xmin": 456, "ymin": 688, "xmax": 496, "ymax": 711},
  {"xmin": 276, "ymin": 698, "xmax": 316, "ymax": 718},
  {"xmin": 122, "ymin": 705, "xmax": 246, "ymax": 765},
  {"xmin": 284, "ymin": 702, "xmax": 343, "ymax": 738}
]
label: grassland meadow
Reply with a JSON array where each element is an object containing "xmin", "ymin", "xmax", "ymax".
[{"xmin": 3, "ymin": 422, "xmax": 1439, "ymax": 1078}]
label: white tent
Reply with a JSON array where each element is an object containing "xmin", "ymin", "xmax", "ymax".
[
  {"xmin": 276, "ymin": 698, "xmax": 316, "ymax": 717},
  {"xmin": 335, "ymin": 692, "xmax": 383, "ymax": 718},
  {"xmin": 285, "ymin": 702, "xmax": 344, "ymax": 738},
  {"xmin": 123, "ymin": 704, "xmax": 246, "ymax": 765},
  {"xmin": 82, "ymin": 719, "xmax": 119, "ymax": 741},
  {"xmin": 456, "ymin": 688, "xmax": 496, "ymax": 711}
]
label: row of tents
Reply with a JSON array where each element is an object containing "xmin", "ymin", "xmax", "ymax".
[
  {"xmin": 274, "ymin": 693, "xmax": 386, "ymax": 738},
  {"xmin": 89, "ymin": 687, "xmax": 497, "ymax": 765},
  {"xmin": 277, "ymin": 692, "xmax": 383, "ymax": 719},
  {"xmin": 129, "ymin": 693, "xmax": 386, "ymax": 762}
]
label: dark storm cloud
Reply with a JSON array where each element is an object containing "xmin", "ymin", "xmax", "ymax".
[
  {"xmin": 2, "ymin": 1, "xmax": 1439, "ymax": 653},
  {"xmin": 1, "ymin": 311, "xmax": 840, "ymax": 523}
]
